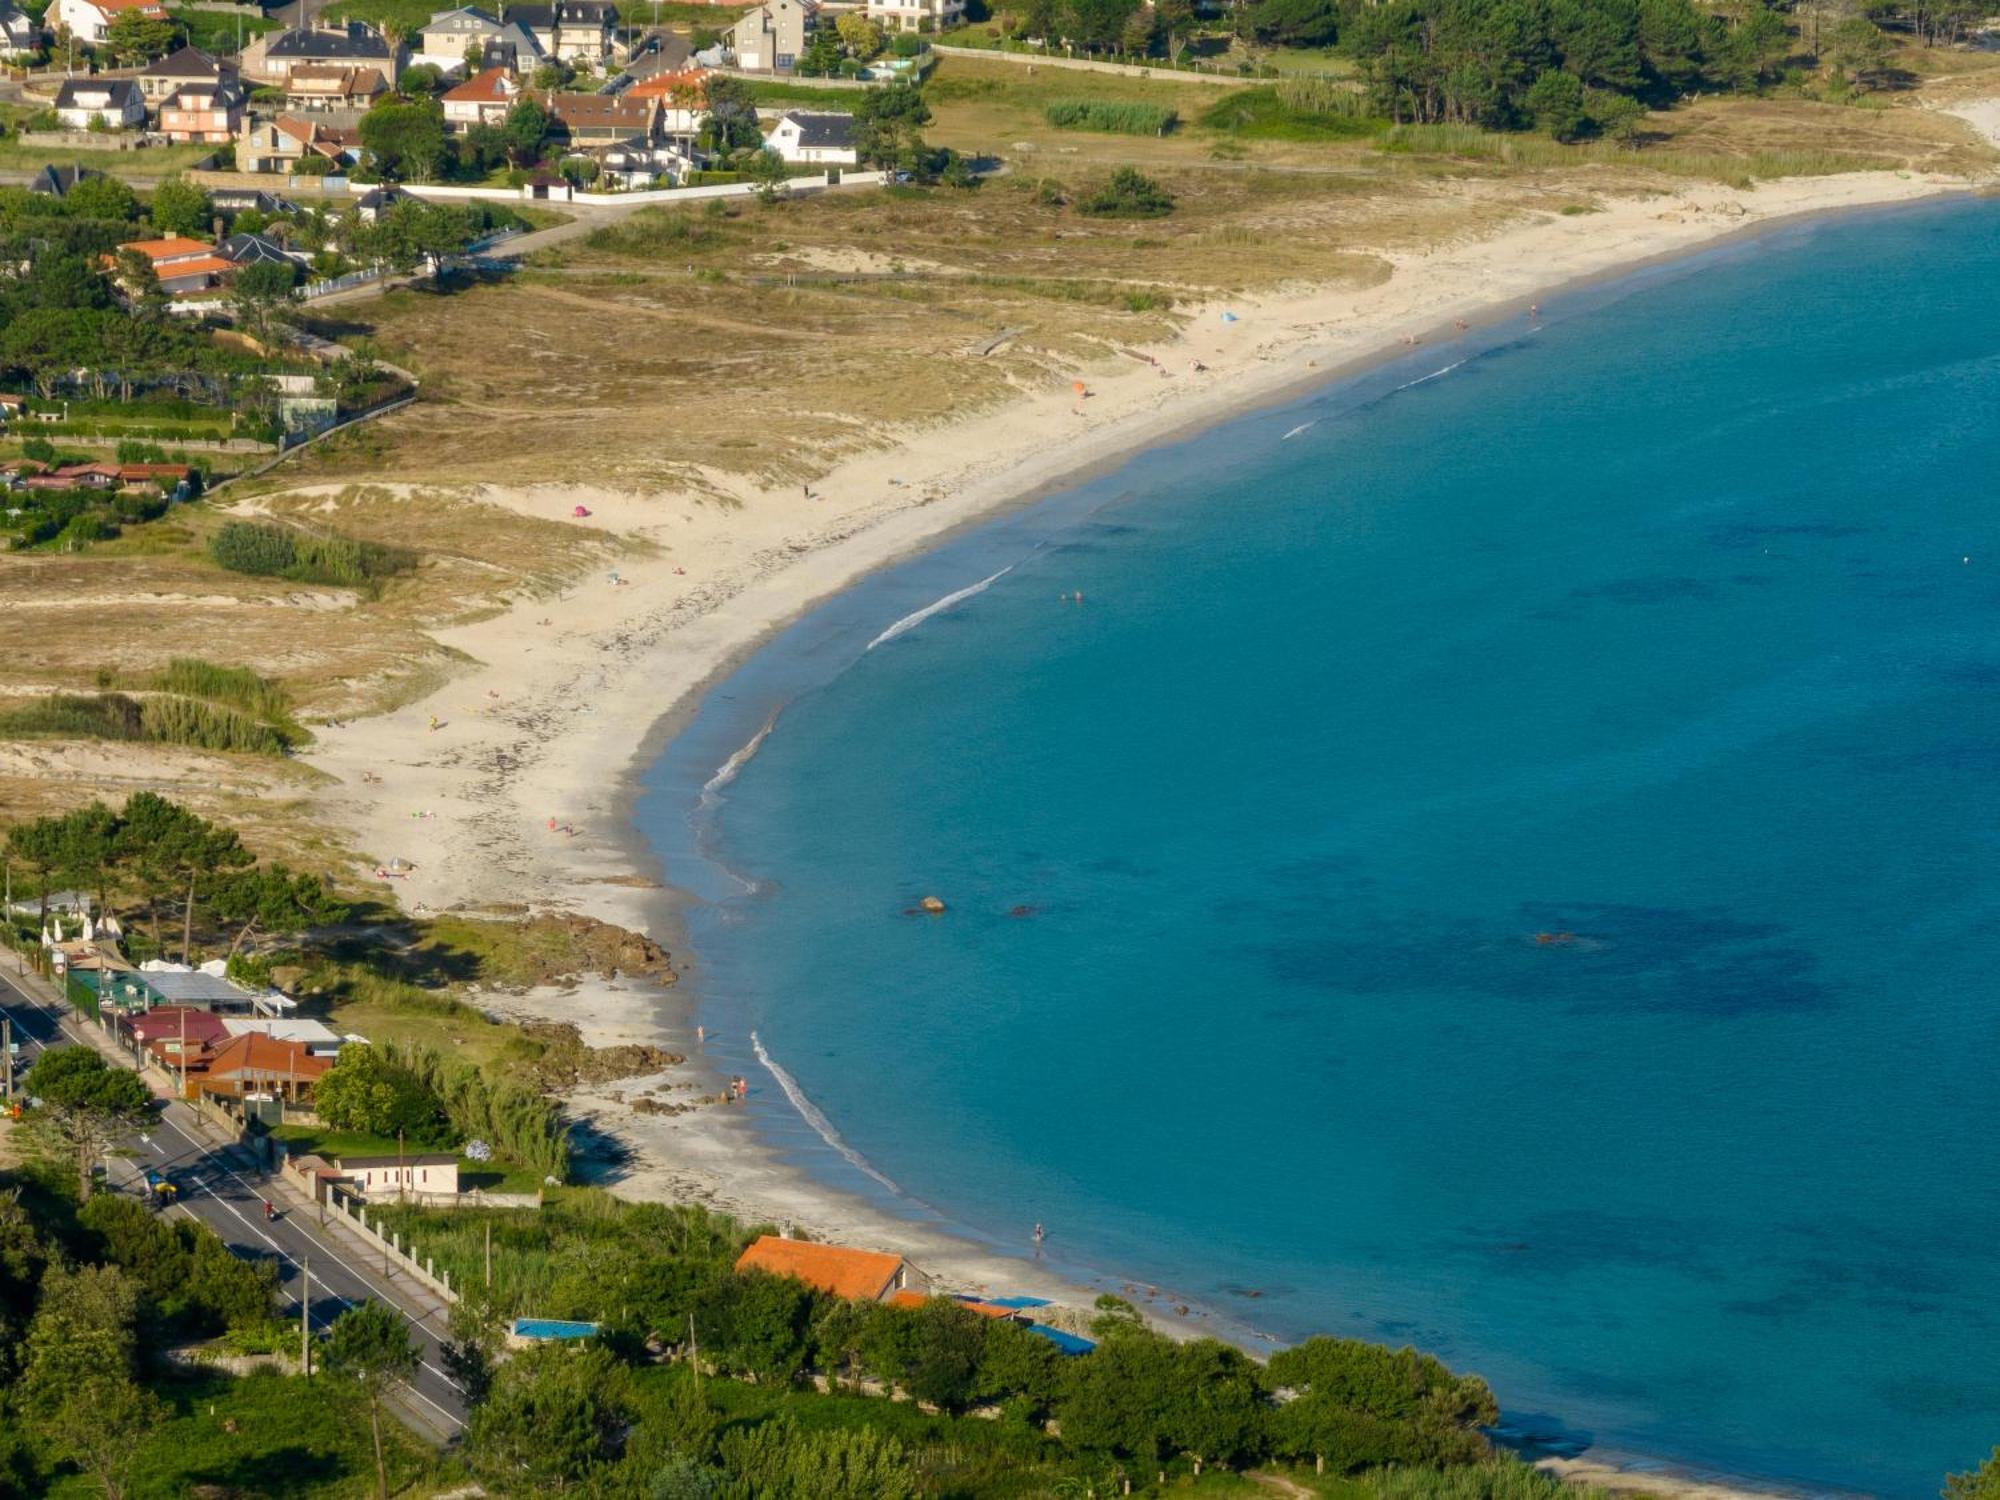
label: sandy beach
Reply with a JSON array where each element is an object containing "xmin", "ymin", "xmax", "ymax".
[{"xmin": 294, "ymin": 153, "xmax": 1991, "ymax": 1484}]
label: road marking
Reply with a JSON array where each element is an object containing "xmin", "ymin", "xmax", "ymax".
[
  {"xmin": 0, "ymin": 980, "xmax": 465, "ymax": 1429},
  {"xmin": 158, "ymin": 1116, "xmax": 467, "ymax": 1421}
]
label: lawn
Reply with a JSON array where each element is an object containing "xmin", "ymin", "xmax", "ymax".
[
  {"xmin": 266, "ymin": 1123, "xmax": 545, "ymax": 1194},
  {"xmin": 42, "ymin": 1369, "xmax": 435, "ymax": 1499},
  {"xmin": 745, "ymin": 79, "xmax": 861, "ymax": 110},
  {"xmin": 0, "ymin": 141, "xmax": 219, "ymax": 175},
  {"xmin": 166, "ymin": 3, "xmax": 277, "ymax": 55}
]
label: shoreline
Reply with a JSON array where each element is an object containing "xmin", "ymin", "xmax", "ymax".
[{"xmin": 300, "ymin": 163, "xmax": 1988, "ymax": 1497}]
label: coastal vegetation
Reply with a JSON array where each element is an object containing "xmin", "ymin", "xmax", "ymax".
[
  {"xmin": 375, "ymin": 1188, "xmax": 1505, "ymax": 1493},
  {"xmin": 0, "ymin": 1150, "xmax": 431, "ymax": 1498},
  {"xmin": 1045, "ymin": 98, "xmax": 1183, "ymax": 134},
  {"xmin": 208, "ymin": 519, "xmax": 418, "ymax": 594}
]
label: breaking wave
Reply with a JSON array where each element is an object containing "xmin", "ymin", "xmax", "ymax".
[
  {"xmin": 751, "ymin": 1031, "xmax": 902, "ymax": 1193},
  {"xmin": 866, "ymin": 566, "xmax": 1014, "ymax": 651}
]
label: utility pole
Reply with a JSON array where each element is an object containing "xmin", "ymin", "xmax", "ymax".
[
  {"xmin": 2, "ymin": 1016, "xmax": 11, "ymax": 1100},
  {"xmin": 484, "ymin": 1218, "xmax": 492, "ymax": 1288},
  {"xmin": 397, "ymin": 1127, "xmax": 405, "ymax": 1204},
  {"xmin": 300, "ymin": 1251, "xmax": 312, "ymax": 1375},
  {"xmin": 688, "ymin": 1313, "xmax": 700, "ymax": 1392}
]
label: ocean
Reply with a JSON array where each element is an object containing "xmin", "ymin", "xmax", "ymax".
[{"xmin": 636, "ymin": 196, "xmax": 2000, "ymax": 1497}]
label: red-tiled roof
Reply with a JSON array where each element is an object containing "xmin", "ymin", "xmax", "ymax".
[
  {"xmin": 154, "ymin": 254, "xmax": 240, "ymax": 280},
  {"xmin": 626, "ymin": 67, "xmax": 709, "ymax": 103},
  {"xmin": 130, "ymin": 1006, "xmax": 231, "ymax": 1046},
  {"xmin": 444, "ymin": 66, "xmax": 515, "ymax": 102},
  {"xmin": 545, "ymin": 91, "xmax": 653, "ymax": 131},
  {"xmin": 203, "ymin": 1032, "xmax": 330, "ymax": 1083},
  {"xmin": 118, "ymin": 236, "xmax": 214, "ymax": 262},
  {"xmin": 884, "ymin": 1290, "xmax": 1024, "ymax": 1319},
  {"xmin": 735, "ymin": 1235, "xmax": 908, "ymax": 1301}
]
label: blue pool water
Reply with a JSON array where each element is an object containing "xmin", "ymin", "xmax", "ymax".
[{"xmin": 638, "ymin": 198, "xmax": 2000, "ymax": 1496}]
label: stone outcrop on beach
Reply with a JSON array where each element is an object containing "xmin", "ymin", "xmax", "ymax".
[{"xmin": 515, "ymin": 1019, "xmax": 684, "ymax": 1089}]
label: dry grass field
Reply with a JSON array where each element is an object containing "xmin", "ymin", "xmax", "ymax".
[{"xmin": 0, "ymin": 47, "xmax": 1994, "ymax": 867}]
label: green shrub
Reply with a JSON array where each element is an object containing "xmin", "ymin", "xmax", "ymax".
[
  {"xmin": 1077, "ymin": 167, "xmax": 1174, "ymax": 218},
  {"xmin": 0, "ymin": 693, "xmax": 145, "ymax": 740},
  {"xmin": 1043, "ymin": 98, "xmax": 1177, "ymax": 134},
  {"xmin": 209, "ymin": 520, "xmax": 415, "ymax": 591},
  {"xmin": 152, "ymin": 658, "xmax": 293, "ymax": 724}
]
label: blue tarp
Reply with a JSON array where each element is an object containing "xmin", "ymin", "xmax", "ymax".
[
  {"xmin": 984, "ymin": 1296, "xmax": 1051, "ymax": 1309},
  {"xmin": 1026, "ymin": 1324, "xmax": 1095, "ymax": 1356}
]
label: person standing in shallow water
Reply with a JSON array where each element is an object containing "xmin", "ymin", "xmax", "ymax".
[{"xmin": 1033, "ymin": 1222, "xmax": 1045, "ymax": 1258}]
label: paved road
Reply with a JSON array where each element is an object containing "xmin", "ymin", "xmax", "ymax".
[{"xmin": 0, "ymin": 964, "xmax": 467, "ymax": 1444}]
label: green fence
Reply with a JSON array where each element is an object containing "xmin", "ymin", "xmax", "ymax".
[{"xmin": 63, "ymin": 970, "xmax": 99, "ymax": 1020}]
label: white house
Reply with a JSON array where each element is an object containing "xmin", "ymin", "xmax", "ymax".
[
  {"xmin": 624, "ymin": 66, "xmax": 709, "ymax": 137},
  {"xmin": 763, "ymin": 108, "xmax": 855, "ymax": 165},
  {"xmin": 0, "ymin": 1, "xmax": 41, "ymax": 57},
  {"xmin": 334, "ymin": 1152, "xmax": 461, "ymax": 1198},
  {"xmin": 501, "ymin": 0, "xmax": 616, "ymax": 64},
  {"xmin": 865, "ymin": 0, "xmax": 962, "ymax": 31},
  {"xmin": 53, "ymin": 0, "xmax": 166, "ymax": 46},
  {"xmin": 440, "ymin": 64, "xmax": 520, "ymax": 131},
  {"xmin": 53, "ymin": 76, "xmax": 146, "ymax": 129}
]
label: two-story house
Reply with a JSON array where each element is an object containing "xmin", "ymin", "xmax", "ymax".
[
  {"xmin": 502, "ymin": 0, "xmax": 617, "ymax": 64},
  {"xmin": 544, "ymin": 88, "xmax": 653, "ymax": 147},
  {"xmin": 240, "ymin": 22, "xmax": 404, "ymax": 87},
  {"xmin": 158, "ymin": 79, "xmax": 244, "ymax": 143},
  {"xmin": 52, "ymin": 77, "xmax": 146, "ymax": 129},
  {"xmin": 284, "ymin": 62, "xmax": 388, "ymax": 110},
  {"xmin": 440, "ymin": 65, "xmax": 520, "ymax": 131},
  {"xmin": 726, "ymin": 0, "xmax": 811, "ymax": 73},
  {"xmin": 137, "ymin": 44, "xmax": 234, "ymax": 103},
  {"xmin": 51, "ymin": 0, "xmax": 166, "ymax": 46},
  {"xmin": 865, "ymin": 0, "xmax": 962, "ymax": 31},
  {"xmin": 415, "ymin": 4, "xmax": 540, "ymax": 75},
  {"xmin": 236, "ymin": 113, "xmax": 358, "ymax": 173},
  {"xmin": 624, "ymin": 66, "xmax": 709, "ymax": 139},
  {"xmin": 0, "ymin": 1, "xmax": 40, "ymax": 58}
]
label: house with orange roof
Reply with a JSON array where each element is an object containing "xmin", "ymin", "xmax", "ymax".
[
  {"xmin": 53, "ymin": 0, "xmax": 166, "ymax": 46},
  {"xmin": 442, "ymin": 65, "xmax": 520, "ymax": 132},
  {"xmin": 735, "ymin": 1234, "xmax": 931, "ymax": 1302},
  {"xmin": 625, "ymin": 66, "xmax": 710, "ymax": 136},
  {"xmin": 198, "ymin": 1031, "xmax": 330, "ymax": 1103},
  {"xmin": 110, "ymin": 235, "xmax": 240, "ymax": 298}
]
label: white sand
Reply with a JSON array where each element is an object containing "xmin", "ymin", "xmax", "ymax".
[{"xmin": 297, "ymin": 162, "xmax": 1986, "ymax": 1481}]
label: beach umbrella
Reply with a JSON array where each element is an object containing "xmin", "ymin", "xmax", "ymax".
[{"xmin": 80, "ymin": 914, "xmax": 93, "ymax": 941}]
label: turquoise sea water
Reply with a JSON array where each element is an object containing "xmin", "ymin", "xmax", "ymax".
[{"xmin": 638, "ymin": 198, "xmax": 2000, "ymax": 1496}]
